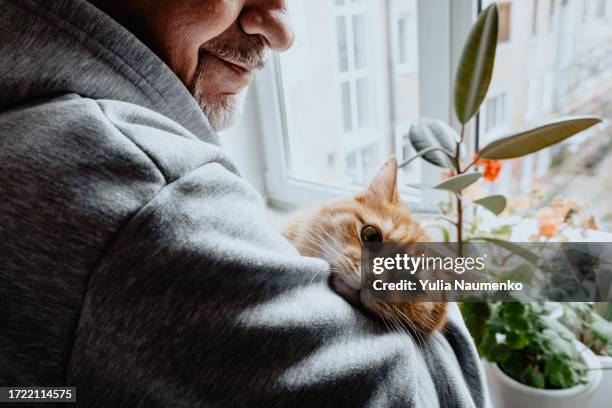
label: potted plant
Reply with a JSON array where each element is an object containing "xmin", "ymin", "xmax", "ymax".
[
  {"xmin": 463, "ymin": 302, "xmax": 602, "ymax": 408},
  {"xmin": 405, "ymin": 3, "xmax": 605, "ymax": 406},
  {"xmin": 559, "ymin": 302, "xmax": 612, "ymax": 407}
]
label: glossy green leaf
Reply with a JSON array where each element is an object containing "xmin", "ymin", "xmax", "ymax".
[
  {"xmin": 454, "ymin": 4, "xmax": 499, "ymax": 124},
  {"xmin": 474, "ymin": 195, "xmax": 507, "ymax": 215},
  {"xmin": 434, "ymin": 172, "xmax": 481, "ymax": 192},
  {"xmin": 478, "ymin": 116, "xmax": 602, "ymax": 159},
  {"xmin": 469, "ymin": 237, "xmax": 539, "ymax": 264},
  {"xmin": 408, "ymin": 118, "xmax": 459, "ymax": 168}
]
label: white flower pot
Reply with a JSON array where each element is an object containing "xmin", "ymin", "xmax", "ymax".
[
  {"xmin": 483, "ymin": 341, "xmax": 602, "ymax": 408},
  {"xmin": 591, "ymin": 355, "xmax": 612, "ymax": 408}
]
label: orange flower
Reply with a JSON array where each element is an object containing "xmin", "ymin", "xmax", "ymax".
[
  {"xmin": 474, "ymin": 155, "xmax": 502, "ymax": 182},
  {"xmin": 537, "ymin": 207, "xmax": 562, "ymax": 238}
]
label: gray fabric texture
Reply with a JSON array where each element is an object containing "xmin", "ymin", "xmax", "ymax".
[{"xmin": 0, "ymin": 0, "xmax": 488, "ymax": 406}]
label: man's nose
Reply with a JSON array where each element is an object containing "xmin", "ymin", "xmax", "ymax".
[{"xmin": 239, "ymin": 0, "xmax": 294, "ymax": 51}]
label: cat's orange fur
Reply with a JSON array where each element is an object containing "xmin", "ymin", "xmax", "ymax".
[{"xmin": 283, "ymin": 157, "xmax": 447, "ymax": 336}]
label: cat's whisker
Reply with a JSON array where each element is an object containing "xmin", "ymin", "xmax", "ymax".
[
  {"xmin": 392, "ymin": 311, "xmax": 412, "ymax": 336},
  {"xmin": 381, "ymin": 316, "xmax": 393, "ymax": 334},
  {"xmin": 392, "ymin": 305, "xmax": 426, "ymax": 344}
]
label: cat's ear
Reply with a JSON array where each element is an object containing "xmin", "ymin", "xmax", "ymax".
[{"xmin": 365, "ymin": 156, "xmax": 399, "ymax": 203}]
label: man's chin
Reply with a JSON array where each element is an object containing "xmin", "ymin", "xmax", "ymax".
[{"xmin": 201, "ymin": 91, "xmax": 247, "ymax": 132}]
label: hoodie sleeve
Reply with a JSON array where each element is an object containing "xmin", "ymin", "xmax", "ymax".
[
  {"xmin": 0, "ymin": 95, "xmax": 485, "ymax": 407},
  {"xmin": 66, "ymin": 157, "xmax": 487, "ymax": 408}
]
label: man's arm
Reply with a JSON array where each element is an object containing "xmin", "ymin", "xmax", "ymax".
[{"xmin": 66, "ymin": 159, "xmax": 486, "ymax": 407}]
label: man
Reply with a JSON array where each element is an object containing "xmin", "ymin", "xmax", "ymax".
[{"xmin": 0, "ymin": 0, "xmax": 487, "ymax": 406}]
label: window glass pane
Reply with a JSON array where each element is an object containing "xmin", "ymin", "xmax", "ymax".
[
  {"xmin": 532, "ymin": 0, "xmax": 539, "ymax": 36},
  {"xmin": 479, "ymin": 0, "xmax": 612, "ymax": 230},
  {"xmin": 345, "ymin": 151, "xmax": 357, "ymax": 183},
  {"xmin": 352, "ymin": 14, "xmax": 367, "ymax": 69},
  {"xmin": 485, "ymin": 97, "xmax": 497, "ymax": 134},
  {"xmin": 356, "ymin": 77, "xmax": 369, "ymax": 128},
  {"xmin": 549, "ymin": 0, "xmax": 556, "ymax": 31},
  {"xmin": 398, "ymin": 18, "xmax": 407, "ymax": 64},
  {"xmin": 276, "ymin": 0, "xmax": 421, "ymax": 190},
  {"xmin": 341, "ymin": 81, "xmax": 353, "ymax": 131},
  {"xmin": 336, "ymin": 16, "xmax": 348, "ymax": 72},
  {"xmin": 596, "ymin": 0, "xmax": 607, "ymax": 17}
]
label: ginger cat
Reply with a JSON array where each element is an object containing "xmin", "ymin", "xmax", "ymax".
[{"xmin": 283, "ymin": 157, "xmax": 447, "ymax": 337}]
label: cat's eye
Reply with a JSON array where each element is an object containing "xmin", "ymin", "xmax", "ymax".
[{"xmin": 360, "ymin": 225, "xmax": 382, "ymax": 243}]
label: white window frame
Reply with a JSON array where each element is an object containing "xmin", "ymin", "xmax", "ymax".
[
  {"xmin": 334, "ymin": 2, "xmax": 372, "ymax": 134},
  {"xmin": 255, "ymin": 0, "xmax": 476, "ymax": 211}
]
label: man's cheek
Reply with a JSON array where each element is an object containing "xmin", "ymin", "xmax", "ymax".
[{"xmin": 190, "ymin": 0, "xmax": 247, "ymax": 42}]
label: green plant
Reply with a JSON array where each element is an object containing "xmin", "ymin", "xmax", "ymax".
[
  {"xmin": 399, "ymin": 3, "xmax": 601, "ymax": 249},
  {"xmin": 560, "ymin": 302, "xmax": 612, "ymax": 357},
  {"xmin": 466, "ymin": 302, "xmax": 588, "ymax": 389},
  {"xmin": 412, "ymin": 3, "xmax": 604, "ymax": 391}
]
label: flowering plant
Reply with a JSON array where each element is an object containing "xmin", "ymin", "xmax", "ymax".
[
  {"xmin": 399, "ymin": 3, "xmax": 601, "ymax": 251},
  {"xmin": 425, "ymin": 4, "xmax": 608, "ymax": 391}
]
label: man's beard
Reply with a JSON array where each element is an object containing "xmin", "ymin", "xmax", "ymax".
[{"xmin": 190, "ymin": 34, "xmax": 267, "ymax": 131}]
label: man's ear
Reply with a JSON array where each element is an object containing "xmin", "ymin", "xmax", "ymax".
[{"xmin": 364, "ymin": 156, "xmax": 399, "ymax": 203}]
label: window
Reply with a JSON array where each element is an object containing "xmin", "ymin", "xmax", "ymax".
[
  {"xmin": 256, "ymin": 0, "xmax": 460, "ymax": 209},
  {"xmin": 336, "ymin": 5, "xmax": 370, "ymax": 132},
  {"xmin": 498, "ymin": 2, "xmax": 512, "ymax": 43},
  {"xmin": 531, "ymin": 0, "xmax": 539, "ymax": 37}
]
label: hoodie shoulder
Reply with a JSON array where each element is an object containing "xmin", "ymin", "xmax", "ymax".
[
  {"xmin": 0, "ymin": 92, "xmax": 241, "ymax": 386},
  {"xmin": 1, "ymin": 94, "xmax": 238, "ymax": 185}
]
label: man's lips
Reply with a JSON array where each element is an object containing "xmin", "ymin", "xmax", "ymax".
[
  {"xmin": 204, "ymin": 52, "xmax": 253, "ymax": 94},
  {"xmin": 209, "ymin": 52, "xmax": 257, "ymax": 73}
]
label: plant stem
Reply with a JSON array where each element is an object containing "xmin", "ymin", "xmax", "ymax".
[
  {"xmin": 456, "ymin": 125, "xmax": 466, "ymax": 245},
  {"xmin": 456, "ymin": 193, "xmax": 463, "ymax": 245},
  {"xmin": 398, "ymin": 146, "xmax": 454, "ymax": 169},
  {"xmin": 437, "ymin": 215, "xmax": 458, "ymax": 226}
]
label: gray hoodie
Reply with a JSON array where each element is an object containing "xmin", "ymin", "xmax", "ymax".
[{"xmin": 0, "ymin": 0, "xmax": 487, "ymax": 406}]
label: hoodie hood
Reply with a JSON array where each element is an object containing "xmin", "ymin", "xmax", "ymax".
[{"xmin": 0, "ymin": 0, "xmax": 216, "ymax": 143}]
